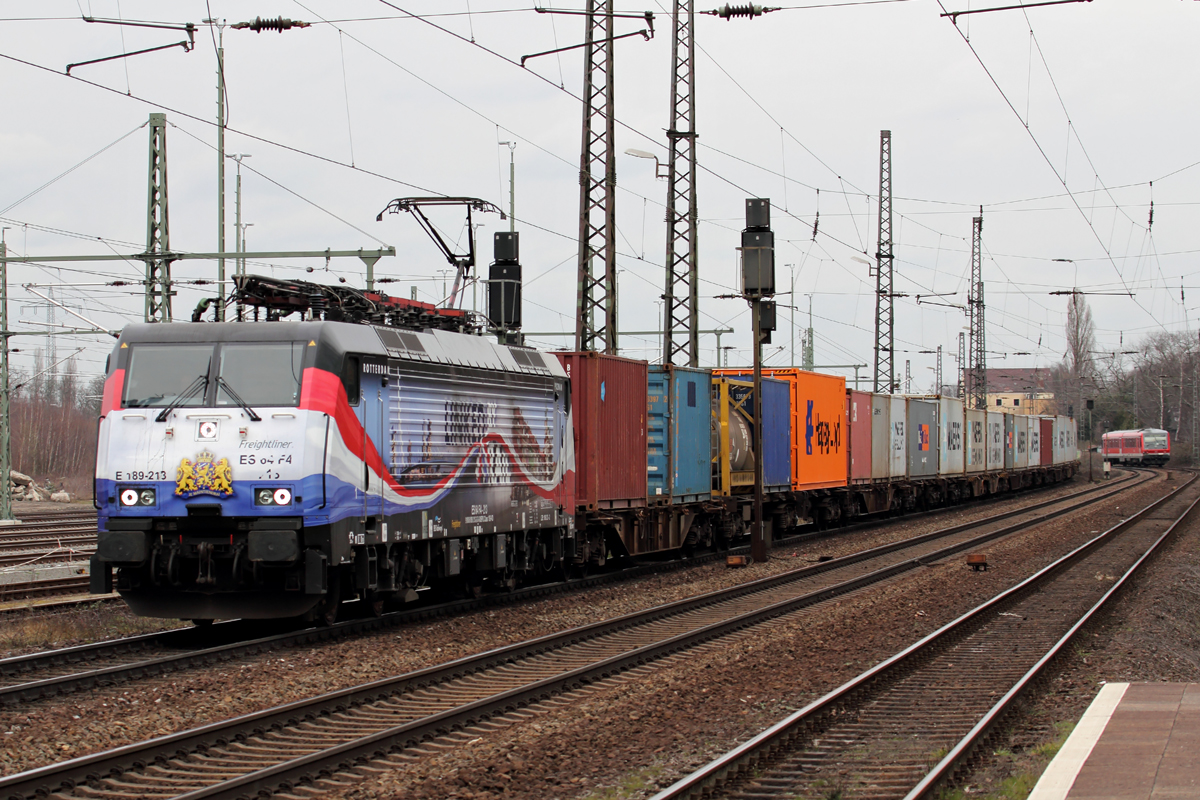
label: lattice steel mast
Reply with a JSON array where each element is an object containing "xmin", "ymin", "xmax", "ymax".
[
  {"xmin": 957, "ymin": 330, "xmax": 966, "ymax": 399},
  {"xmin": 968, "ymin": 214, "xmax": 987, "ymax": 408},
  {"xmin": 662, "ymin": 0, "xmax": 698, "ymax": 366},
  {"xmin": 145, "ymin": 113, "xmax": 173, "ymax": 322},
  {"xmin": 575, "ymin": 0, "xmax": 619, "ymax": 353},
  {"xmin": 873, "ymin": 130, "xmax": 894, "ymax": 393}
]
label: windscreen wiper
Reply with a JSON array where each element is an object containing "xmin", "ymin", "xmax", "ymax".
[
  {"xmin": 217, "ymin": 377, "xmax": 262, "ymax": 421},
  {"xmin": 155, "ymin": 375, "xmax": 208, "ymax": 422}
]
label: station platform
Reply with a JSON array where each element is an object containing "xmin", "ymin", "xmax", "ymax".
[{"xmin": 1029, "ymin": 682, "xmax": 1199, "ymax": 799}]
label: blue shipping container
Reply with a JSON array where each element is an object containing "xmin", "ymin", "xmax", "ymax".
[
  {"xmin": 648, "ymin": 366, "xmax": 713, "ymax": 503},
  {"xmin": 761, "ymin": 377, "xmax": 792, "ymax": 491}
]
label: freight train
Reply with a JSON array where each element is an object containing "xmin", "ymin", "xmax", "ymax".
[
  {"xmin": 1101, "ymin": 428, "xmax": 1170, "ymax": 466},
  {"xmin": 90, "ymin": 276, "xmax": 1079, "ymax": 623}
]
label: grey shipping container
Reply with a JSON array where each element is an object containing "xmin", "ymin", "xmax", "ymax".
[
  {"xmin": 1014, "ymin": 415, "xmax": 1029, "ymax": 469},
  {"xmin": 1004, "ymin": 413, "xmax": 1016, "ymax": 470},
  {"xmin": 906, "ymin": 398, "xmax": 939, "ymax": 477},
  {"xmin": 1028, "ymin": 416, "xmax": 1041, "ymax": 467},
  {"xmin": 870, "ymin": 393, "xmax": 891, "ymax": 480},
  {"xmin": 986, "ymin": 411, "xmax": 1004, "ymax": 470},
  {"xmin": 647, "ymin": 366, "xmax": 712, "ymax": 504},
  {"xmin": 938, "ymin": 396, "xmax": 965, "ymax": 475},
  {"xmin": 966, "ymin": 408, "xmax": 986, "ymax": 473},
  {"xmin": 889, "ymin": 395, "xmax": 907, "ymax": 479}
]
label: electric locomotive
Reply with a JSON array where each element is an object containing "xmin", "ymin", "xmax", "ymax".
[{"xmin": 92, "ymin": 310, "xmax": 575, "ymax": 623}]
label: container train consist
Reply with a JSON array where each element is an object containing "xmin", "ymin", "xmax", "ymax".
[
  {"xmin": 1101, "ymin": 428, "xmax": 1170, "ymax": 466},
  {"xmin": 91, "ymin": 277, "xmax": 1079, "ymax": 622}
]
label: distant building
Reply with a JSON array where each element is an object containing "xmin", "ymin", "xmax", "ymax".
[{"xmin": 985, "ymin": 367, "xmax": 1055, "ymax": 414}]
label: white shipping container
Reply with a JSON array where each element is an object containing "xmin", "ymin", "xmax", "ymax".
[
  {"xmin": 1014, "ymin": 415, "xmax": 1030, "ymax": 470},
  {"xmin": 1028, "ymin": 416, "xmax": 1041, "ymax": 467},
  {"xmin": 938, "ymin": 396, "xmax": 965, "ymax": 475},
  {"xmin": 889, "ymin": 395, "xmax": 907, "ymax": 479},
  {"xmin": 986, "ymin": 411, "xmax": 1004, "ymax": 471},
  {"xmin": 965, "ymin": 408, "xmax": 986, "ymax": 473}
]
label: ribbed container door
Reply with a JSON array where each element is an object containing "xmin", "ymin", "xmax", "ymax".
[
  {"xmin": 647, "ymin": 367, "xmax": 670, "ymax": 502},
  {"xmin": 761, "ymin": 377, "xmax": 792, "ymax": 491},
  {"xmin": 889, "ymin": 396, "xmax": 907, "ymax": 479},
  {"xmin": 848, "ymin": 390, "xmax": 873, "ymax": 483},
  {"xmin": 966, "ymin": 409, "xmax": 986, "ymax": 473},
  {"xmin": 907, "ymin": 398, "xmax": 938, "ymax": 477},
  {"xmin": 871, "ymin": 394, "xmax": 890, "ymax": 480},
  {"xmin": 670, "ymin": 367, "xmax": 712, "ymax": 502},
  {"xmin": 987, "ymin": 412, "xmax": 1004, "ymax": 470},
  {"xmin": 1040, "ymin": 418, "xmax": 1053, "ymax": 465},
  {"xmin": 938, "ymin": 396, "xmax": 965, "ymax": 475},
  {"xmin": 554, "ymin": 352, "xmax": 648, "ymax": 510}
]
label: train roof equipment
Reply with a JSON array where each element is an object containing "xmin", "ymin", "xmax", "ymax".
[{"xmin": 376, "ymin": 196, "xmax": 505, "ymax": 310}]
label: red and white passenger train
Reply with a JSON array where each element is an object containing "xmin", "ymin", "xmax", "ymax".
[{"xmin": 1100, "ymin": 428, "xmax": 1170, "ymax": 467}]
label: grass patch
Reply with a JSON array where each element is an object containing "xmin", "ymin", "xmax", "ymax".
[
  {"xmin": 582, "ymin": 765, "xmax": 665, "ymax": 799},
  {"xmin": 0, "ymin": 603, "xmax": 180, "ymax": 656}
]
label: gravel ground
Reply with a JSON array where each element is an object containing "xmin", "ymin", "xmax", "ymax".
[
  {"xmin": 0, "ymin": 469, "xmax": 1156, "ymax": 792},
  {"xmin": 947, "ymin": 471, "xmax": 1200, "ymax": 799}
]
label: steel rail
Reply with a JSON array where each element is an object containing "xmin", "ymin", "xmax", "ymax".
[
  {"xmin": 0, "ymin": 471, "xmax": 1141, "ymax": 799},
  {"xmin": 649, "ymin": 471, "xmax": 1195, "ymax": 800},
  {"xmin": 906, "ymin": 474, "xmax": 1200, "ymax": 799},
  {"xmin": 0, "ymin": 469, "xmax": 1138, "ymax": 708}
]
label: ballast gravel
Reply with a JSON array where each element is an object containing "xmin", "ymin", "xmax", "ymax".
[{"xmin": 0, "ymin": 471, "xmax": 1166, "ymax": 791}]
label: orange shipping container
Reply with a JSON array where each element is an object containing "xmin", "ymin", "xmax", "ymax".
[{"xmin": 714, "ymin": 368, "xmax": 848, "ymax": 490}]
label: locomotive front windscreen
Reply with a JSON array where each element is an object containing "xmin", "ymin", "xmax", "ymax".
[
  {"xmin": 123, "ymin": 344, "xmax": 212, "ymax": 408},
  {"xmin": 122, "ymin": 341, "xmax": 304, "ymax": 409},
  {"xmin": 216, "ymin": 342, "xmax": 304, "ymax": 407},
  {"xmin": 1144, "ymin": 432, "xmax": 1168, "ymax": 450}
]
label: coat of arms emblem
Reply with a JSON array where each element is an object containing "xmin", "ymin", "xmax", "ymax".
[{"xmin": 175, "ymin": 450, "xmax": 234, "ymax": 499}]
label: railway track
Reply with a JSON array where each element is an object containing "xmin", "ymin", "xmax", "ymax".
[
  {"xmin": 651, "ymin": 471, "xmax": 1199, "ymax": 800},
  {"xmin": 0, "ymin": 470, "xmax": 1135, "ymax": 709},
  {"xmin": 0, "ymin": 574, "xmax": 91, "ymax": 602},
  {"xmin": 0, "ymin": 470, "xmax": 1155, "ymax": 799}
]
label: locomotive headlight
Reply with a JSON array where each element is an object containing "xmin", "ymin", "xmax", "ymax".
[
  {"xmin": 118, "ymin": 487, "xmax": 155, "ymax": 507},
  {"xmin": 255, "ymin": 487, "xmax": 293, "ymax": 506}
]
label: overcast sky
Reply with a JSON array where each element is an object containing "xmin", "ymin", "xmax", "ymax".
[{"xmin": 0, "ymin": 0, "xmax": 1196, "ymax": 391}]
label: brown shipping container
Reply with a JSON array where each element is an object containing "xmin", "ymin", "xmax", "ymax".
[
  {"xmin": 554, "ymin": 352, "xmax": 648, "ymax": 511},
  {"xmin": 1039, "ymin": 417, "xmax": 1053, "ymax": 466},
  {"xmin": 716, "ymin": 367, "xmax": 848, "ymax": 490},
  {"xmin": 848, "ymin": 390, "xmax": 873, "ymax": 483}
]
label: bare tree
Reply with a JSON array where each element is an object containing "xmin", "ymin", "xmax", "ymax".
[{"xmin": 1065, "ymin": 294, "xmax": 1096, "ymax": 380}]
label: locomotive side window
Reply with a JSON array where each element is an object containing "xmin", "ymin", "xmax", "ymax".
[
  {"xmin": 216, "ymin": 342, "xmax": 304, "ymax": 408},
  {"xmin": 124, "ymin": 344, "xmax": 213, "ymax": 408},
  {"xmin": 343, "ymin": 356, "xmax": 361, "ymax": 405}
]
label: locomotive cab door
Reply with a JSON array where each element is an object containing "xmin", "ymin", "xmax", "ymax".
[{"xmin": 359, "ymin": 360, "xmax": 388, "ymax": 526}]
